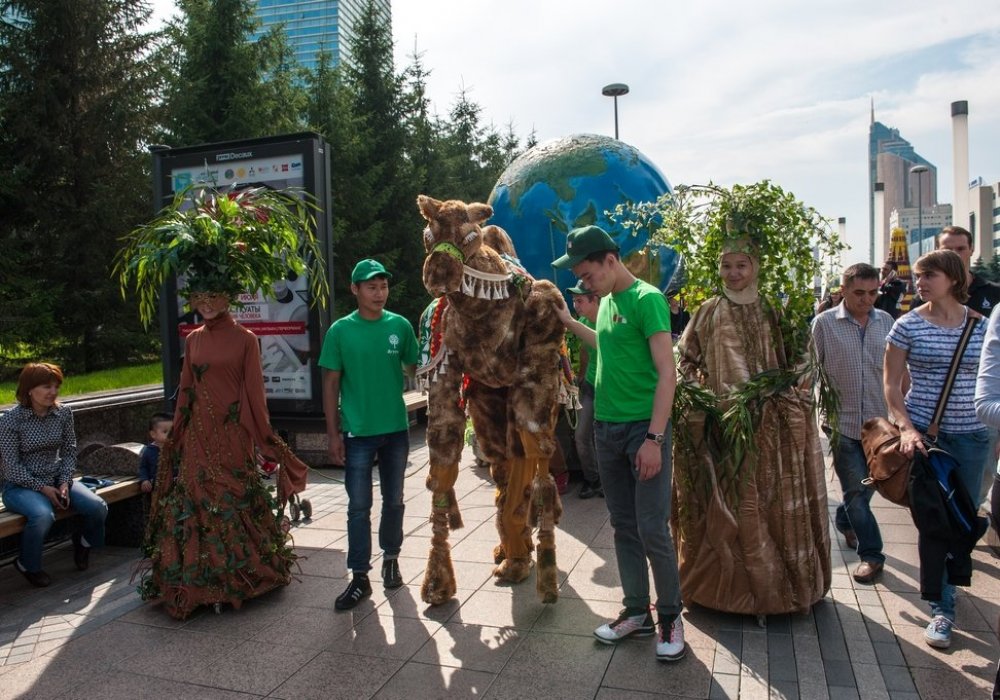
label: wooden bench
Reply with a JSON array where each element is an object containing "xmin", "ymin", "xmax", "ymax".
[
  {"xmin": 0, "ymin": 477, "xmax": 142, "ymax": 539},
  {"xmin": 403, "ymin": 389, "xmax": 428, "ymax": 413},
  {"xmin": 0, "ymin": 442, "xmax": 148, "ymax": 548}
]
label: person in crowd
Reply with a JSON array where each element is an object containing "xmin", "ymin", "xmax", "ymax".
[
  {"xmin": 667, "ymin": 294, "xmax": 690, "ymax": 340},
  {"xmin": 874, "ymin": 259, "xmax": 906, "ymax": 319},
  {"xmin": 320, "ymin": 259, "xmax": 419, "ymax": 611},
  {"xmin": 811, "ymin": 263, "xmax": 893, "ymax": 584},
  {"xmin": 930, "ymin": 225, "xmax": 1000, "ymax": 503},
  {"xmin": 554, "ymin": 225, "xmax": 685, "ymax": 662},
  {"xmin": 884, "ymin": 249, "xmax": 988, "ymax": 649},
  {"xmin": 672, "ymin": 241, "xmax": 830, "ymax": 618},
  {"xmin": 568, "ymin": 282, "xmax": 602, "ymax": 499},
  {"xmin": 974, "ymin": 303, "xmax": 1000, "ymax": 698},
  {"xmin": 141, "ymin": 290, "xmax": 309, "ymax": 619},
  {"xmin": 0, "ymin": 363, "xmax": 107, "ymax": 587},
  {"xmin": 815, "ymin": 287, "xmax": 842, "ymax": 314},
  {"xmin": 138, "ymin": 412, "xmax": 172, "ymax": 494},
  {"xmin": 932, "ymin": 226, "xmax": 1000, "ymax": 317}
]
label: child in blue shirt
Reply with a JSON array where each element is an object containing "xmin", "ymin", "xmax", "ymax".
[{"xmin": 138, "ymin": 413, "xmax": 172, "ymax": 493}]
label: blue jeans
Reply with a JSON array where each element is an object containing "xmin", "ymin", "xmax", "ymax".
[
  {"xmin": 2, "ymin": 480, "xmax": 107, "ymax": 572},
  {"xmin": 831, "ymin": 436, "xmax": 884, "ymax": 564},
  {"xmin": 343, "ymin": 430, "xmax": 409, "ymax": 574},
  {"xmin": 594, "ymin": 419, "xmax": 682, "ymax": 619},
  {"xmin": 574, "ymin": 382, "xmax": 599, "ymax": 484},
  {"xmin": 918, "ymin": 425, "xmax": 990, "ymax": 620}
]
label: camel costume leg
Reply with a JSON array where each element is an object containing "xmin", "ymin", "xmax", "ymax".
[
  {"xmin": 465, "ymin": 383, "xmax": 533, "ymax": 579},
  {"xmin": 421, "ymin": 369, "xmax": 465, "ymax": 606}
]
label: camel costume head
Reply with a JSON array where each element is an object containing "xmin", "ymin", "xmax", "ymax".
[{"xmin": 415, "ymin": 195, "xmax": 566, "ymax": 606}]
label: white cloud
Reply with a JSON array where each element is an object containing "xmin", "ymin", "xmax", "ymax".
[{"xmin": 148, "ymin": 0, "xmax": 1000, "ymax": 261}]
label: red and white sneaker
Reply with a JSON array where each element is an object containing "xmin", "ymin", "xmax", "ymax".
[
  {"xmin": 594, "ymin": 608, "xmax": 655, "ymax": 644},
  {"xmin": 656, "ymin": 616, "xmax": 686, "ymax": 661}
]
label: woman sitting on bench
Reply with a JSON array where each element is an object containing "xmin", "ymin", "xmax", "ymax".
[{"xmin": 0, "ymin": 363, "xmax": 107, "ymax": 587}]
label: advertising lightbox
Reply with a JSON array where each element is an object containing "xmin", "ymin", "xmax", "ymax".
[{"xmin": 151, "ymin": 132, "xmax": 333, "ymax": 418}]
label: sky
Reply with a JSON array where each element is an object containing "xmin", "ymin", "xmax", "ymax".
[{"xmin": 151, "ymin": 0, "xmax": 1000, "ymax": 263}]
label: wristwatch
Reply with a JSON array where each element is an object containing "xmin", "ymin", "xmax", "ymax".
[{"xmin": 645, "ymin": 432, "xmax": 665, "ymax": 445}]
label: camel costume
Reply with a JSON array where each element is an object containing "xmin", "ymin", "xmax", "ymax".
[
  {"xmin": 672, "ymin": 248, "xmax": 830, "ymax": 616},
  {"xmin": 416, "ymin": 195, "xmax": 566, "ymax": 605}
]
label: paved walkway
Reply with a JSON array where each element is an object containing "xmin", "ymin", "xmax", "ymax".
[{"xmin": 0, "ymin": 426, "xmax": 997, "ymax": 699}]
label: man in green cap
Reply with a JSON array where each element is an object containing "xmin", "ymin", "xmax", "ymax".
[
  {"xmin": 319, "ymin": 258, "xmax": 419, "ymax": 610},
  {"xmin": 553, "ymin": 226, "xmax": 685, "ymax": 662}
]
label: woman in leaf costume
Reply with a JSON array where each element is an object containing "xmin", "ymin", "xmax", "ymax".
[
  {"xmin": 673, "ymin": 242, "xmax": 830, "ymax": 615},
  {"xmin": 116, "ymin": 186, "xmax": 327, "ymax": 619},
  {"xmin": 626, "ymin": 182, "xmax": 838, "ymax": 617}
]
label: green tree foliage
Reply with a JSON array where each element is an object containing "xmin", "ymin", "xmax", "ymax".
[
  {"xmin": 0, "ymin": 0, "xmax": 165, "ymax": 373},
  {"xmin": 324, "ymin": 0, "xmax": 426, "ymax": 324},
  {"xmin": 0, "ymin": 0, "xmax": 536, "ymax": 373},
  {"xmin": 160, "ymin": 0, "xmax": 307, "ymax": 144},
  {"xmin": 617, "ymin": 181, "xmax": 845, "ymax": 362},
  {"xmin": 972, "ymin": 256, "xmax": 988, "ymax": 280},
  {"xmin": 989, "ymin": 253, "xmax": 1000, "ymax": 283}
]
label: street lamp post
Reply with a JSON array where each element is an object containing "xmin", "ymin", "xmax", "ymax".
[
  {"xmin": 601, "ymin": 83, "xmax": 629, "ymax": 140},
  {"xmin": 910, "ymin": 164, "xmax": 929, "ymax": 255}
]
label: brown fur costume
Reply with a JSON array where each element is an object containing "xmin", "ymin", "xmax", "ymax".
[{"xmin": 417, "ymin": 195, "xmax": 566, "ymax": 605}]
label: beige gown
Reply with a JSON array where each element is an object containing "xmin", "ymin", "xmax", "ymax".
[{"xmin": 673, "ymin": 295, "xmax": 830, "ymax": 615}]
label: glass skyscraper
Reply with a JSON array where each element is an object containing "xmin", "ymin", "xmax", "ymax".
[
  {"xmin": 868, "ymin": 106, "xmax": 937, "ymax": 260},
  {"xmin": 251, "ymin": 0, "xmax": 391, "ymax": 71}
]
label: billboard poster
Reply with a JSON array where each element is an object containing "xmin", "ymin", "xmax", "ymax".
[
  {"xmin": 169, "ymin": 153, "xmax": 313, "ymax": 401},
  {"xmin": 153, "ymin": 133, "xmax": 333, "ymax": 418}
]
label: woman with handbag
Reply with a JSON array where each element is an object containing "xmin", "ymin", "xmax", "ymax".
[{"xmin": 884, "ymin": 249, "xmax": 988, "ymax": 650}]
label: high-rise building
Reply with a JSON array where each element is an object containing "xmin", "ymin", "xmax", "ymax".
[
  {"xmin": 889, "ymin": 203, "xmax": 953, "ymax": 262},
  {"xmin": 969, "ymin": 179, "xmax": 1000, "ymax": 258},
  {"xmin": 869, "ymin": 106, "xmax": 938, "ymax": 261},
  {"xmin": 251, "ymin": 0, "xmax": 391, "ymax": 72}
]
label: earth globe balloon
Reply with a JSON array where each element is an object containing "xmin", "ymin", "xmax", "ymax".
[{"xmin": 488, "ymin": 133, "xmax": 679, "ymax": 295}]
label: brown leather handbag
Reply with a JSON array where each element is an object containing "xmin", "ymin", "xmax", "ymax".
[
  {"xmin": 861, "ymin": 417, "xmax": 911, "ymax": 506},
  {"xmin": 861, "ymin": 314, "xmax": 979, "ymax": 507}
]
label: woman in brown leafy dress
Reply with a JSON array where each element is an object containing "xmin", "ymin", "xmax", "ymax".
[
  {"xmin": 672, "ymin": 244, "xmax": 830, "ymax": 617},
  {"xmin": 140, "ymin": 292, "xmax": 308, "ymax": 619}
]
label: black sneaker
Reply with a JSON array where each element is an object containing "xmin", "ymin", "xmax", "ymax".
[
  {"xmin": 334, "ymin": 575, "xmax": 372, "ymax": 610},
  {"xmin": 579, "ymin": 481, "xmax": 598, "ymax": 499},
  {"xmin": 381, "ymin": 558, "xmax": 403, "ymax": 589}
]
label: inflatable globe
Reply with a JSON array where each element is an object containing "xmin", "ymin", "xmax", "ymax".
[{"xmin": 488, "ymin": 133, "xmax": 678, "ymax": 295}]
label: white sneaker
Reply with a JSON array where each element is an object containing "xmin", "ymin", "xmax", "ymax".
[
  {"xmin": 924, "ymin": 615, "xmax": 953, "ymax": 649},
  {"xmin": 594, "ymin": 609, "xmax": 655, "ymax": 645},
  {"xmin": 656, "ymin": 616, "xmax": 686, "ymax": 661}
]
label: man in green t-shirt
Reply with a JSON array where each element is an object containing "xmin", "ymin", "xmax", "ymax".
[
  {"xmin": 319, "ymin": 259, "xmax": 418, "ymax": 611},
  {"xmin": 568, "ymin": 283, "xmax": 602, "ymax": 499},
  {"xmin": 554, "ymin": 226, "xmax": 685, "ymax": 662}
]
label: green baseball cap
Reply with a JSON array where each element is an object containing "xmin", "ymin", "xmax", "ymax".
[
  {"xmin": 351, "ymin": 259, "xmax": 392, "ymax": 283},
  {"xmin": 567, "ymin": 282, "xmax": 593, "ymax": 295},
  {"xmin": 552, "ymin": 225, "xmax": 618, "ymax": 269}
]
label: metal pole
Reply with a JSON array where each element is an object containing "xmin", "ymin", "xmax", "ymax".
[
  {"xmin": 917, "ymin": 173, "xmax": 924, "ymax": 255},
  {"xmin": 602, "ymin": 83, "xmax": 629, "ymax": 141},
  {"xmin": 910, "ymin": 164, "xmax": 929, "ymax": 257}
]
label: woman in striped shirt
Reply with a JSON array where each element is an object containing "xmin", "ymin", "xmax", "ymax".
[{"xmin": 884, "ymin": 249, "xmax": 988, "ymax": 650}]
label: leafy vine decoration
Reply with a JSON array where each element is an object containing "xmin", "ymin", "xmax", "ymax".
[{"xmin": 614, "ymin": 181, "xmax": 844, "ymax": 505}]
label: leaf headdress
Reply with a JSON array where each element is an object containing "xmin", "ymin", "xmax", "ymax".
[{"xmin": 115, "ymin": 185, "xmax": 329, "ymax": 327}]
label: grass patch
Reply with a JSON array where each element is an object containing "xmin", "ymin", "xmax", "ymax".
[{"xmin": 0, "ymin": 362, "xmax": 162, "ymax": 404}]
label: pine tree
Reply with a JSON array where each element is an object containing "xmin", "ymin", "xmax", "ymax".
[
  {"xmin": 400, "ymin": 43, "xmax": 446, "ymax": 200},
  {"xmin": 161, "ymin": 0, "xmax": 305, "ymax": 145},
  {"xmin": 334, "ymin": 0, "xmax": 426, "ymax": 324},
  {"xmin": 989, "ymin": 253, "xmax": 1000, "ymax": 283},
  {"xmin": 0, "ymin": 0, "xmax": 165, "ymax": 372}
]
